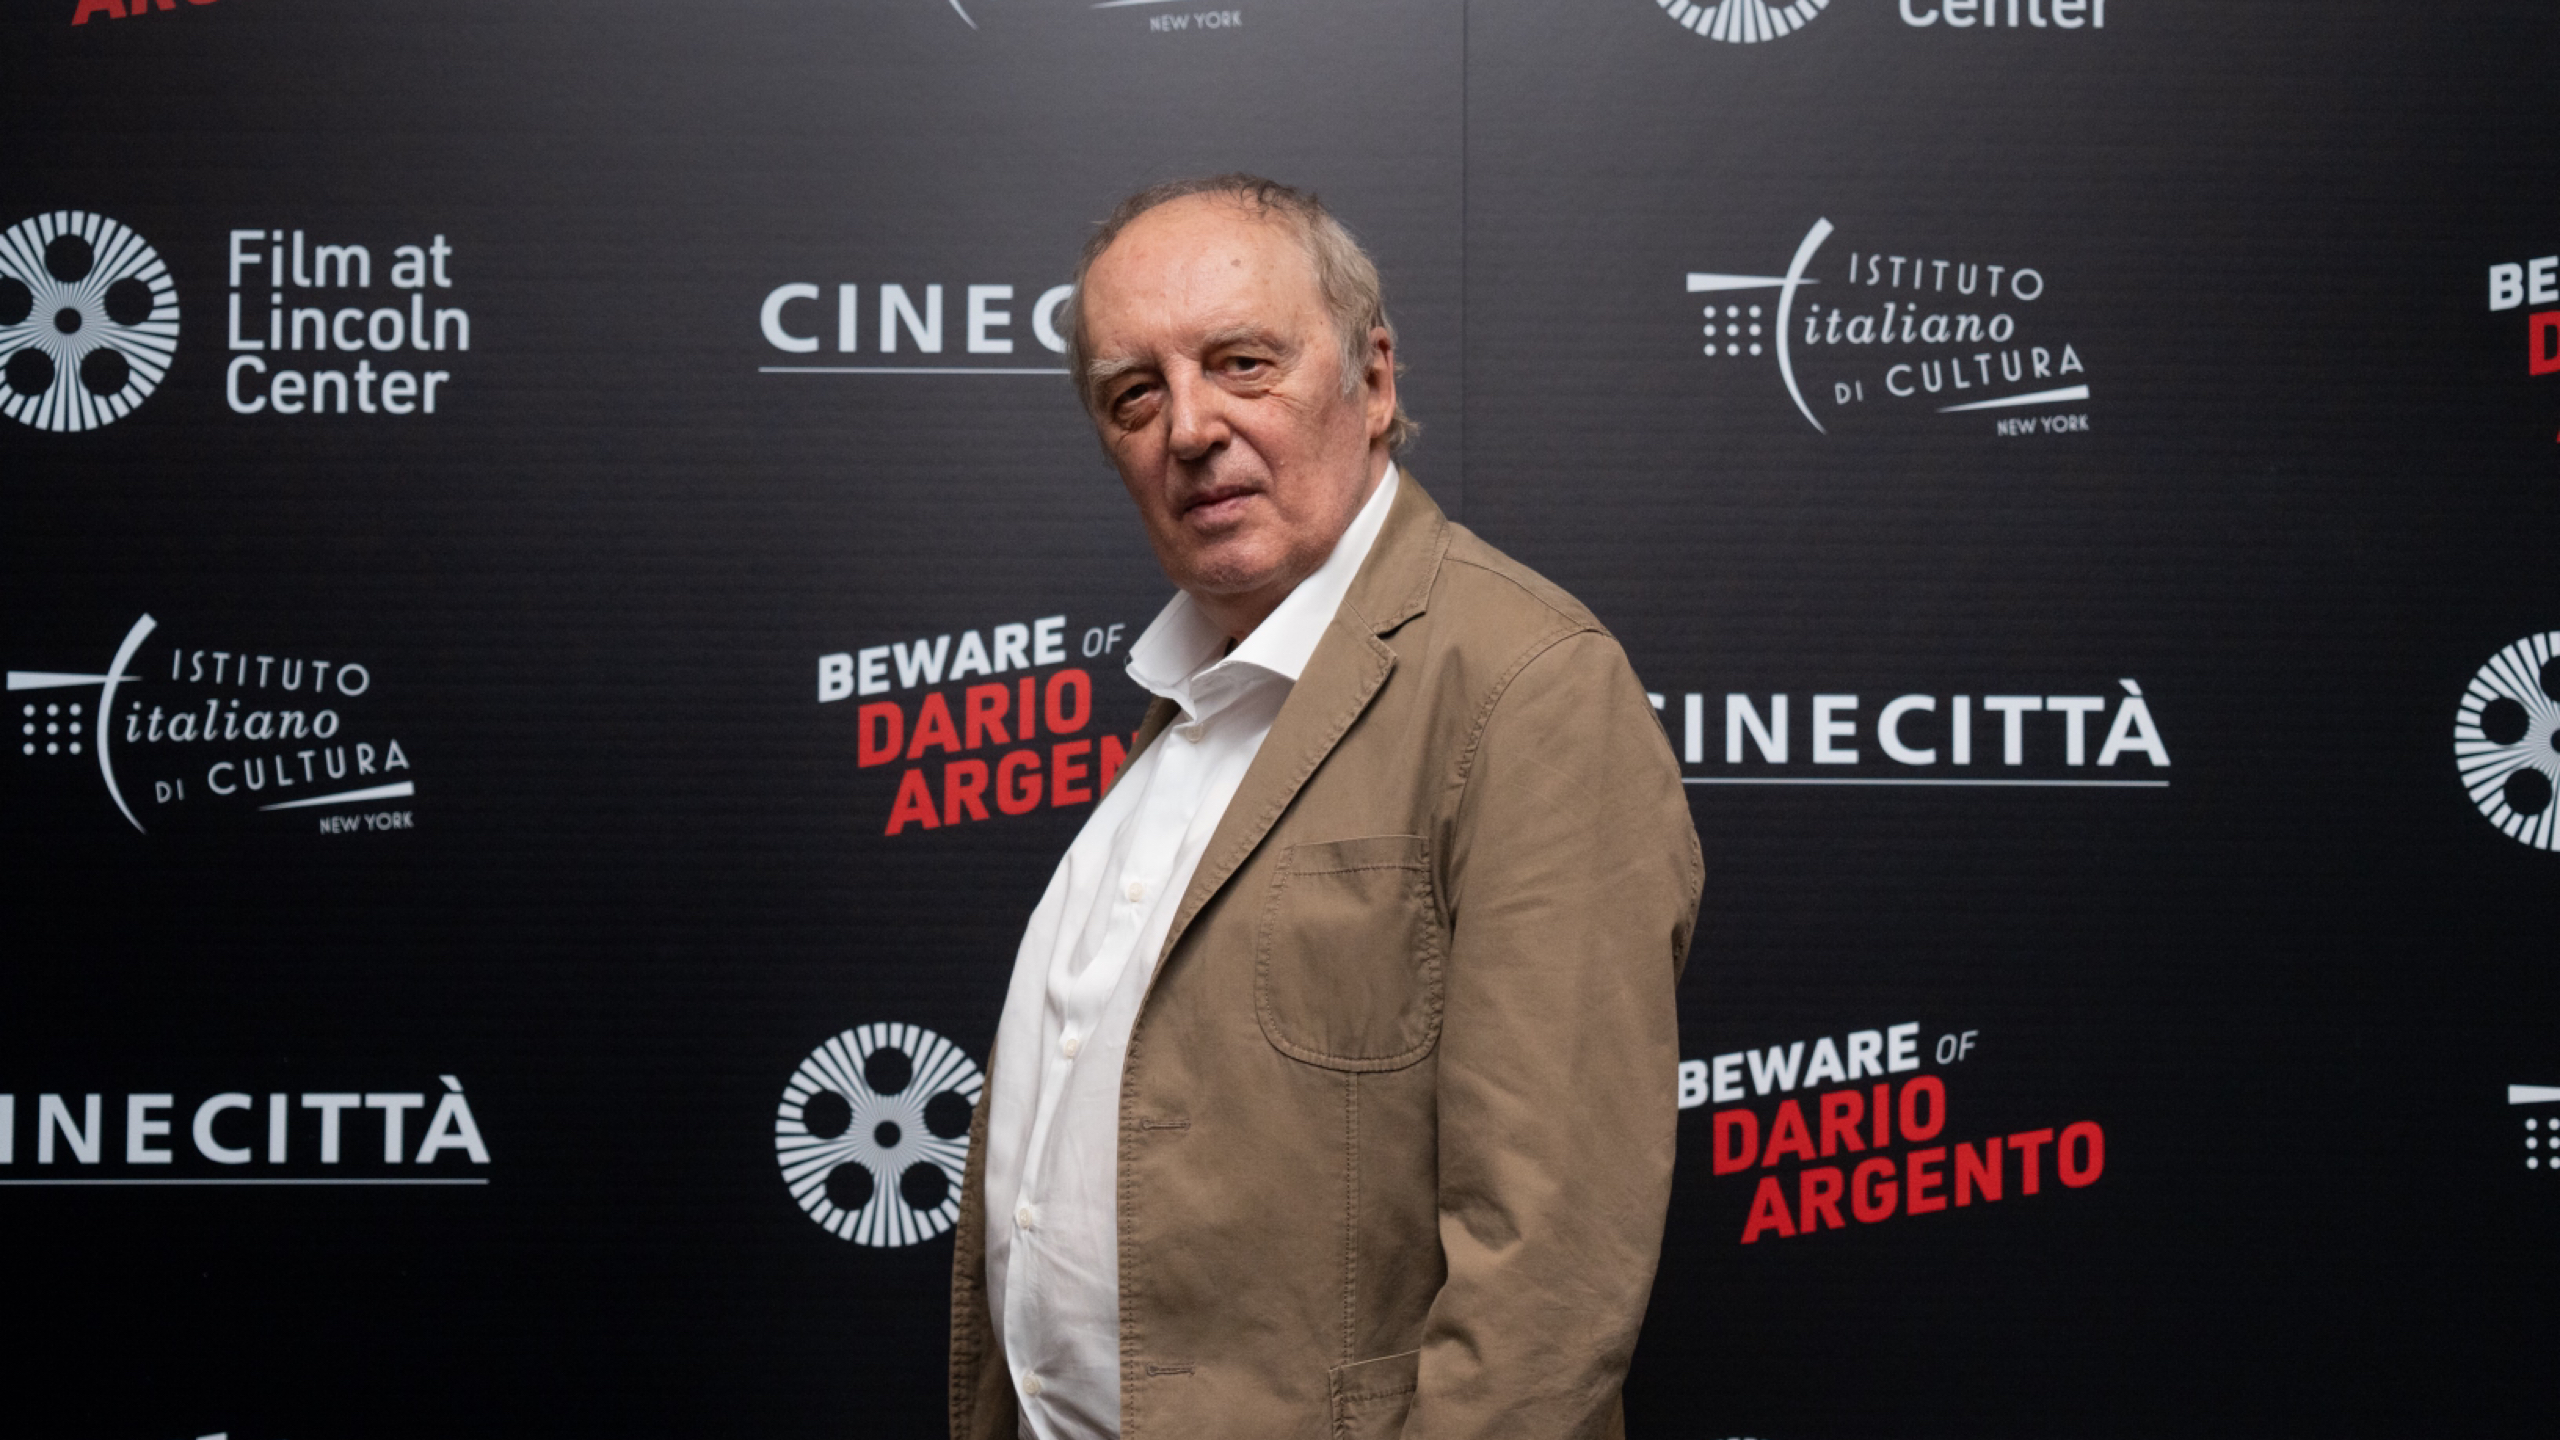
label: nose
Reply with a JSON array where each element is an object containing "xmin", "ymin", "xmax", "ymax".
[{"xmin": 1163, "ymin": 365, "xmax": 1230, "ymax": 463}]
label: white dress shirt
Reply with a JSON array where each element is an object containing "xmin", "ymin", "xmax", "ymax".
[{"xmin": 982, "ymin": 462, "xmax": 1400, "ymax": 1440}]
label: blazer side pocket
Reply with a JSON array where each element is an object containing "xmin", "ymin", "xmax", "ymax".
[
  {"xmin": 1256, "ymin": 834, "xmax": 1444, "ymax": 1072},
  {"xmin": 1327, "ymin": 1348, "xmax": 1420, "ymax": 1440}
]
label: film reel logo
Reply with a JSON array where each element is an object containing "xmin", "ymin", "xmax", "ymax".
[
  {"xmin": 776, "ymin": 1023, "xmax": 982, "ymax": 1246},
  {"xmin": 0, "ymin": 212, "xmax": 179, "ymax": 432},
  {"xmin": 2455, "ymin": 632, "xmax": 2560, "ymax": 850},
  {"xmin": 1653, "ymin": 0, "xmax": 1831, "ymax": 43}
]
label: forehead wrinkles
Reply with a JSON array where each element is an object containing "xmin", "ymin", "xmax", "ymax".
[{"xmin": 1086, "ymin": 204, "xmax": 1325, "ymax": 359}]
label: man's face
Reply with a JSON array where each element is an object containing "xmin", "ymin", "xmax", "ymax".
[{"xmin": 1078, "ymin": 196, "xmax": 1394, "ymax": 636}]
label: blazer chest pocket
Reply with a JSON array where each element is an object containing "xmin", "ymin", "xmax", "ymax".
[{"xmin": 1255, "ymin": 835, "xmax": 1444, "ymax": 1072}]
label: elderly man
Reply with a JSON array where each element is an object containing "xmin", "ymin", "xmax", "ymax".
[{"xmin": 950, "ymin": 175, "xmax": 1701, "ymax": 1440}]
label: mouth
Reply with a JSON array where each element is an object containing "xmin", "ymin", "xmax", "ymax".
[{"xmin": 1178, "ymin": 483, "xmax": 1260, "ymax": 527}]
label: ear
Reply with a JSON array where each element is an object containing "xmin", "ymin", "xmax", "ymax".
[{"xmin": 1361, "ymin": 327, "xmax": 1397, "ymax": 444}]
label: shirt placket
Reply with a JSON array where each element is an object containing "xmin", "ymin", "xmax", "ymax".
[{"xmin": 1007, "ymin": 696, "xmax": 1219, "ymax": 1432}]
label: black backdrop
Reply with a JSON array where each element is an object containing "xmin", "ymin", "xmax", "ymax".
[{"xmin": 5, "ymin": 2, "xmax": 2556, "ymax": 1436}]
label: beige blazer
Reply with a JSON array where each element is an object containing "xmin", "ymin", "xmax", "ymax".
[{"xmin": 951, "ymin": 472, "xmax": 1702, "ymax": 1439}]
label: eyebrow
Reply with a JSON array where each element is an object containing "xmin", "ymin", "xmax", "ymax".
[{"xmin": 1084, "ymin": 355, "xmax": 1145, "ymax": 402}]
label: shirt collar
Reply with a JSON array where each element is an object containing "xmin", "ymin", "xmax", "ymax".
[{"xmin": 1125, "ymin": 460, "xmax": 1400, "ymax": 718}]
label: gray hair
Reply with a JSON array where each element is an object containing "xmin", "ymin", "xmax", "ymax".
[{"xmin": 1066, "ymin": 174, "xmax": 1418, "ymax": 453}]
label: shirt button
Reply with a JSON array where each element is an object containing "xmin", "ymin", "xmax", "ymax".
[
  {"xmin": 1124, "ymin": 880, "xmax": 1146, "ymax": 903},
  {"xmin": 1060, "ymin": 1033, "xmax": 1081, "ymax": 1059},
  {"xmin": 1015, "ymin": 1204, "xmax": 1036, "ymax": 1230},
  {"xmin": 1022, "ymin": 1374, "xmax": 1044, "ymax": 1399}
]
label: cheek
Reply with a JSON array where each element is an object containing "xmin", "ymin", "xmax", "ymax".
[
  {"xmin": 1107, "ymin": 430, "xmax": 1163, "ymax": 485},
  {"xmin": 1232, "ymin": 408, "xmax": 1321, "ymax": 468},
  {"xmin": 1111, "ymin": 451, "xmax": 1187, "ymax": 531},
  {"xmin": 1270, "ymin": 389, "xmax": 1361, "ymax": 453}
]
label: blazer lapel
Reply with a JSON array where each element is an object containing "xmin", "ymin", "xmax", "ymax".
[{"xmin": 1150, "ymin": 470, "xmax": 1452, "ymax": 967}]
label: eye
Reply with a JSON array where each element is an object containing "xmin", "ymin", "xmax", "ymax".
[{"xmin": 1109, "ymin": 379, "xmax": 1156, "ymax": 416}]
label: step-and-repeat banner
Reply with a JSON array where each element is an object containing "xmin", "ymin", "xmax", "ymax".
[{"xmin": 6, "ymin": 3, "xmax": 2553, "ymax": 1436}]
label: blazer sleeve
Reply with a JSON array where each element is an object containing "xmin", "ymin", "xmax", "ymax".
[{"xmin": 1410, "ymin": 627, "xmax": 1703, "ymax": 1440}]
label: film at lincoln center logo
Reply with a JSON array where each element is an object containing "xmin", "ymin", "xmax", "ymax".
[
  {"xmin": 10, "ymin": 614, "xmax": 417, "ymax": 834},
  {"xmin": 775, "ymin": 1024, "xmax": 982, "ymax": 1247},
  {"xmin": 936, "ymin": 0, "xmax": 1251, "ymax": 34},
  {"xmin": 0, "ymin": 212, "xmax": 178, "ymax": 432},
  {"xmin": 1686, "ymin": 218, "xmax": 2092, "ymax": 437},
  {"xmin": 1651, "ymin": 0, "xmax": 1830, "ymax": 43},
  {"xmin": 2455, "ymin": 632, "xmax": 2560, "ymax": 851}
]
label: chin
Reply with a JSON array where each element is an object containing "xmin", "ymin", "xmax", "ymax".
[{"xmin": 1174, "ymin": 544, "xmax": 1289, "ymax": 599}]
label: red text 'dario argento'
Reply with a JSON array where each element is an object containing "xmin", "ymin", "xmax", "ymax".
[
  {"xmin": 1716, "ymin": 1076, "xmax": 2105, "ymax": 1243},
  {"xmin": 857, "ymin": 668, "xmax": 1134, "ymax": 835},
  {"xmin": 72, "ymin": 0, "xmax": 220, "ymax": 24}
]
